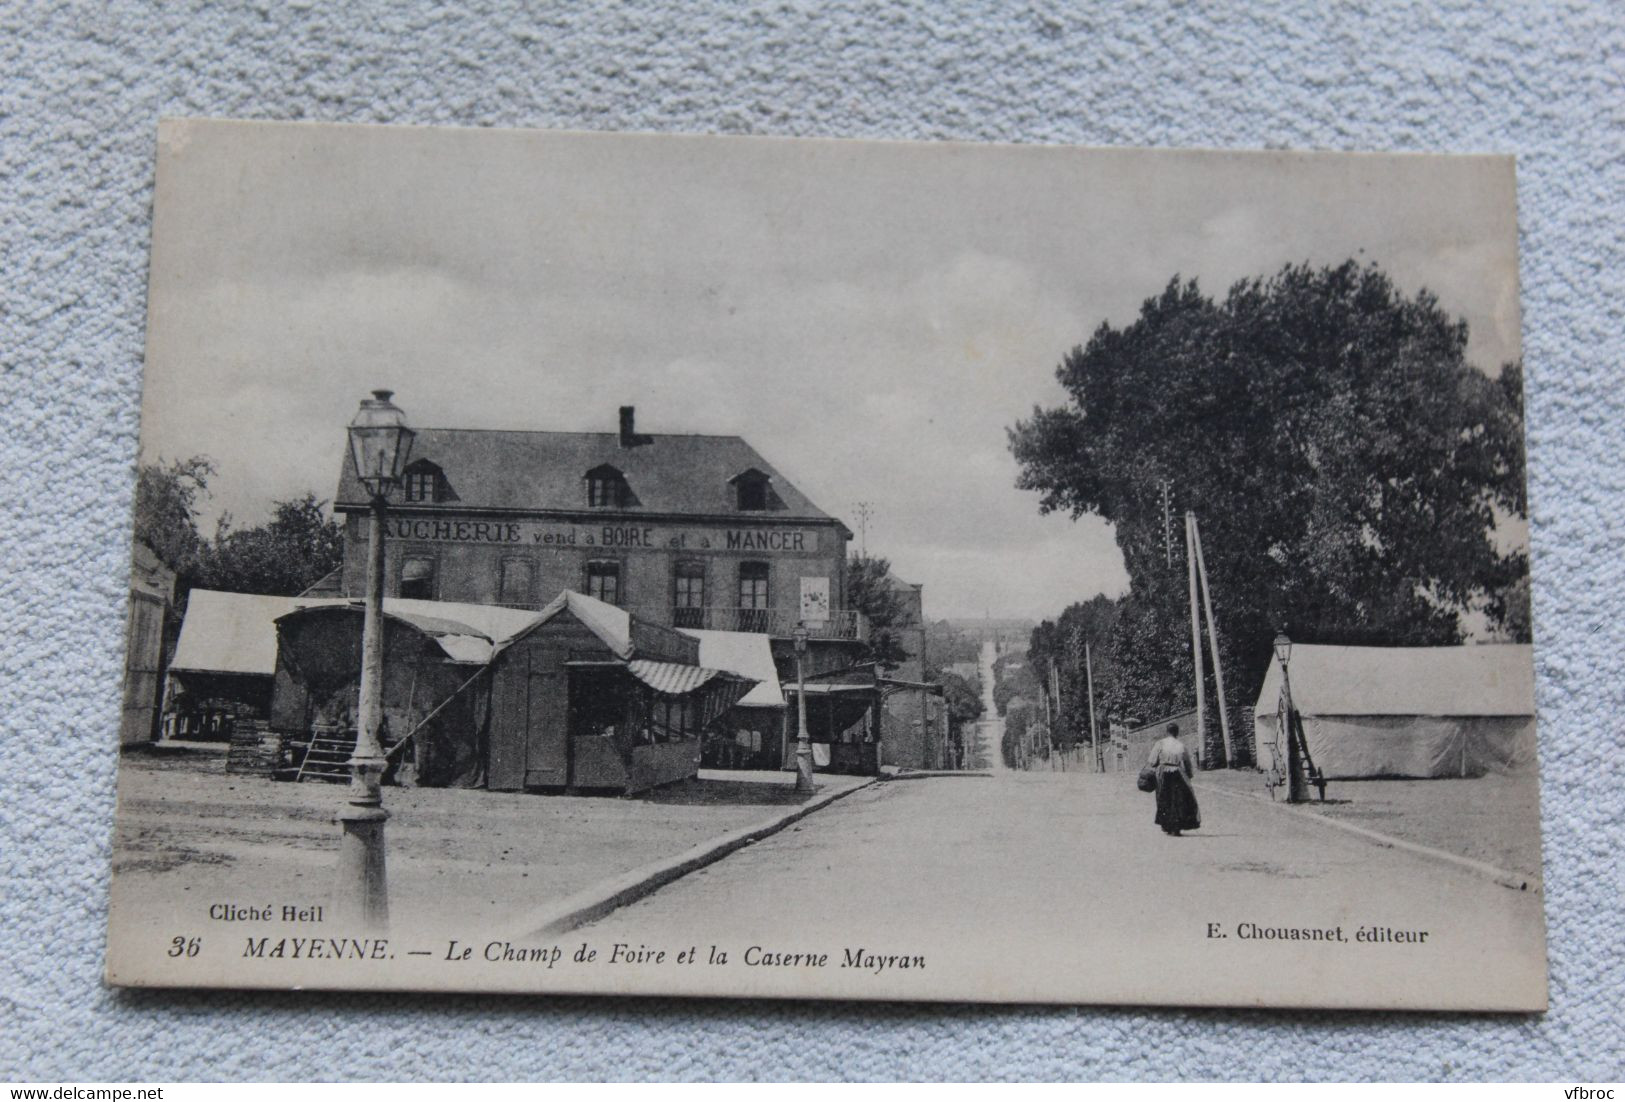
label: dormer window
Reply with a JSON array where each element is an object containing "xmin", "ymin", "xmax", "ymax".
[
  {"xmin": 586, "ymin": 464, "xmax": 632, "ymax": 508},
  {"xmin": 402, "ymin": 460, "xmax": 443, "ymax": 503},
  {"xmin": 732, "ymin": 469, "xmax": 771, "ymax": 511}
]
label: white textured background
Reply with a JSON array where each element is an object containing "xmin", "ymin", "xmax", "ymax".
[{"xmin": 2, "ymin": 0, "xmax": 1621, "ymax": 1082}]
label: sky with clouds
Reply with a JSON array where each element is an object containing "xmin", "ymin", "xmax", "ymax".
[{"xmin": 140, "ymin": 121, "xmax": 1521, "ymax": 621}]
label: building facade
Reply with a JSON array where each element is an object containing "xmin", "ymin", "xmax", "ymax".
[{"xmin": 334, "ymin": 407, "xmax": 862, "ymax": 649}]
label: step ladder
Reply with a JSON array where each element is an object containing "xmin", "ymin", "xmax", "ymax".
[{"xmin": 295, "ymin": 726, "xmax": 357, "ymax": 784}]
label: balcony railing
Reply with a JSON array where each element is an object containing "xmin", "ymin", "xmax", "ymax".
[
  {"xmin": 631, "ymin": 606, "xmax": 869, "ymax": 641},
  {"xmin": 481, "ymin": 599, "xmax": 868, "ymax": 642}
]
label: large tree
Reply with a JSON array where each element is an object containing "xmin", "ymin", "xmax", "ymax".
[
  {"xmin": 1026, "ymin": 594, "xmax": 1125, "ymax": 749},
  {"xmin": 199, "ymin": 493, "xmax": 345, "ymax": 597},
  {"xmin": 132, "ymin": 455, "xmax": 215, "ymax": 577},
  {"xmin": 1008, "ymin": 261, "xmax": 1529, "ymax": 749}
]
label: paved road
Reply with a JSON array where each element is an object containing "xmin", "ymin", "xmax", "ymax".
[
  {"xmin": 578, "ymin": 767, "xmax": 1546, "ymax": 1009},
  {"xmin": 968, "ymin": 639, "xmax": 1006, "ymax": 772}
]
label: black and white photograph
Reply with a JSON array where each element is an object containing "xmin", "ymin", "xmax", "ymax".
[{"xmin": 106, "ymin": 119, "xmax": 1543, "ymax": 1010}]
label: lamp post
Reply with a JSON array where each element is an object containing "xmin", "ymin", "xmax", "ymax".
[
  {"xmin": 1274, "ymin": 632, "xmax": 1306, "ymax": 804},
  {"xmin": 339, "ymin": 388, "xmax": 415, "ymax": 928},
  {"xmin": 792, "ymin": 621, "xmax": 814, "ymax": 794}
]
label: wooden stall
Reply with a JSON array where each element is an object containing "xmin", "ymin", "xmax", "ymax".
[
  {"xmin": 271, "ymin": 600, "xmax": 537, "ymax": 786},
  {"xmin": 485, "ymin": 592, "xmax": 755, "ymax": 795},
  {"xmin": 270, "ymin": 590, "xmax": 754, "ymax": 796}
]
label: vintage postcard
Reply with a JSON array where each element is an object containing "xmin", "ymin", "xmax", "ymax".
[{"xmin": 107, "ymin": 119, "xmax": 1544, "ymax": 1010}]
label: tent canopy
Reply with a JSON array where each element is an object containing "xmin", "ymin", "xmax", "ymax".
[
  {"xmin": 1252, "ymin": 643, "xmax": 1536, "ymax": 780},
  {"xmin": 1253, "ymin": 643, "xmax": 1534, "ymax": 719},
  {"xmin": 176, "ymin": 590, "xmax": 552, "ymax": 676},
  {"xmin": 524, "ymin": 589, "xmax": 635, "ymax": 659}
]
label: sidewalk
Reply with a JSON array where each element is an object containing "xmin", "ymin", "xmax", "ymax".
[
  {"xmin": 110, "ymin": 747, "xmax": 871, "ymax": 931},
  {"xmin": 1195, "ymin": 766, "xmax": 1543, "ymax": 888}
]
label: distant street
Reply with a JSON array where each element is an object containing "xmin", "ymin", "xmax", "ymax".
[
  {"xmin": 971, "ymin": 639, "xmax": 1006, "ymax": 772},
  {"xmin": 576, "ymin": 762, "xmax": 1547, "ymax": 1008}
]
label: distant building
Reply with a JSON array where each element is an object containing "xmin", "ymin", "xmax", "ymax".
[{"xmin": 877, "ymin": 571, "xmax": 949, "ymax": 770}]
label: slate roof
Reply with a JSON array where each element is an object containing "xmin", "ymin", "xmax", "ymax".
[{"xmin": 334, "ymin": 428, "xmax": 842, "ymax": 526}]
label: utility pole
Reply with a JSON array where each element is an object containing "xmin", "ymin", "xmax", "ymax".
[
  {"xmin": 1161, "ymin": 479, "xmax": 1173, "ymax": 568},
  {"xmin": 1085, "ymin": 640, "xmax": 1099, "ymax": 774},
  {"xmin": 1189, "ymin": 515, "xmax": 1234, "ymax": 768},
  {"xmin": 1185, "ymin": 511, "xmax": 1205, "ymax": 768},
  {"xmin": 1049, "ymin": 657, "xmax": 1061, "ymax": 771},
  {"xmin": 854, "ymin": 501, "xmax": 874, "ymax": 558},
  {"xmin": 1039, "ymin": 665, "xmax": 1052, "ymax": 771}
]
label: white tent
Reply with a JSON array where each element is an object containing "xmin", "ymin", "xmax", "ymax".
[
  {"xmin": 170, "ymin": 589, "xmax": 547, "ymax": 676},
  {"xmin": 1253, "ymin": 644, "xmax": 1536, "ymax": 780}
]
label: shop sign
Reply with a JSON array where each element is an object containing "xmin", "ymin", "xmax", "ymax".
[{"xmin": 383, "ymin": 516, "xmax": 822, "ymax": 553}]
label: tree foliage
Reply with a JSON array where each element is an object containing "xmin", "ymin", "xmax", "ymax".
[
  {"xmin": 1026, "ymin": 594, "xmax": 1125, "ymax": 749},
  {"xmin": 199, "ymin": 493, "xmax": 345, "ymax": 597},
  {"xmin": 1008, "ymin": 261, "xmax": 1530, "ymax": 748},
  {"xmin": 937, "ymin": 670, "xmax": 985, "ymax": 727},
  {"xmin": 132, "ymin": 455, "xmax": 215, "ymax": 577},
  {"xmin": 991, "ymin": 653, "xmax": 1040, "ymax": 717},
  {"xmin": 845, "ymin": 553, "xmax": 912, "ymax": 670},
  {"xmin": 133, "ymin": 457, "xmax": 344, "ymax": 599}
]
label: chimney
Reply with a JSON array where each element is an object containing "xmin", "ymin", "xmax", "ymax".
[{"xmin": 619, "ymin": 406, "xmax": 636, "ymax": 448}]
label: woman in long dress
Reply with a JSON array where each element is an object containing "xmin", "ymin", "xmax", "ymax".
[{"xmin": 1148, "ymin": 723, "xmax": 1200, "ymax": 835}]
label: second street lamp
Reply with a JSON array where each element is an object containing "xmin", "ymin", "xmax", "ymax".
[
  {"xmin": 339, "ymin": 388, "xmax": 415, "ymax": 929},
  {"xmin": 1274, "ymin": 632, "xmax": 1306, "ymax": 804},
  {"xmin": 793, "ymin": 622, "xmax": 814, "ymax": 794}
]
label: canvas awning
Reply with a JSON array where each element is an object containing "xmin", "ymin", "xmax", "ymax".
[
  {"xmin": 626, "ymin": 659, "xmax": 722, "ymax": 696},
  {"xmin": 679, "ymin": 628, "xmax": 785, "ymax": 708},
  {"xmin": 176, "ymin": 590, "xmax": 550, "ymax": 677}
]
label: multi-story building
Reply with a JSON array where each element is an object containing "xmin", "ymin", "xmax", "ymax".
[{"xmin": 334, "ymin": 406, "xmax": 864, "ymax": 655}]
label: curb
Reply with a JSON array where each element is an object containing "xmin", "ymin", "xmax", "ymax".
[
  {"xmin": 1194, "ymin": 780, "xmax": 1536, "ymax": 893},
  {"xmin": 889, "ymin": 770, "xmax": 992, "ymax": 780},
  {"xmin": 512, "ymin": 777, "xmax": 882, "ymax": 938}
]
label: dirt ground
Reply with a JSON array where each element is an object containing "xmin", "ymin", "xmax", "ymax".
[
  {"xmin": 1195, "ymin": 766, "xmax": 1545, "ymax": 886},
  {"xmin": 109, "ymin": 744, "xmax": 867, "ymax": 932}
]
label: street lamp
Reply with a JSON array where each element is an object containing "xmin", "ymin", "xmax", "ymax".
[
  {"xmin": 1273, "ymin": 632, "xmax": 1292, "ymax": 669},
  {"xmin": 792, "ymin": 621, "xmax": 814, "ymax": 794},
  {"xmin": 339, "ymin": 388, "xmax": 415, "ymax": 928},
  {"xmin": 1274, "ymin": 632, "xmax": 1306, "ymax": 803}
]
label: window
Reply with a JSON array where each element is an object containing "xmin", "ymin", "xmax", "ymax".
[
  {"xmin": 498, "ymin": 558, "xmax": 533, "ymax": 607},
  {"xmin": 585, "ymin": 560, "xmax": 621, "ymax": 605},
  {"xmin": 737, "ymin": 561, "xmax": 770, "ymax": 632},
  {"xmin": 400, "ymin": 557, "xmax": 436, "ymax": 599},
  {"xmin": 402, "ymin": 461, "xmax": 441, "ymax": 503},
  {"xmin": 586, "ymin": 465, "xmax": 630, "ymax": 508},
  {"xmin": 735, "ymin": 472, "xmax": 769, "ymax": 511},
  {"xmin": 673, "ymin": 562, "xmax": 705, "ymax": 628}
]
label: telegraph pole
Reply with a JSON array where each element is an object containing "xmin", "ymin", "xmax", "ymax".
[
  {"xmin": 1185, "ymin": 511, "xmax": 1205, "ymax": 767},
  {"xmin": 1085, "ymin": 640, "xmax": 1099, "ymax": 773},
  {"xmin": 1161, "ymin": 479, "xmax": 1174, "ymax": 568},
  {"xmin": 854, "ymin": 501, "xmax": 874, "ymax": 558},
  {"xmin": 1189, "ymin": 515, "xmax": 1234, "ymax": 768}
]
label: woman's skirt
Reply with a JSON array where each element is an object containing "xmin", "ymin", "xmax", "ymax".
[{"xmin": 1154, "ymin": 768, "xmax": 1201, "ymax": 833}]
